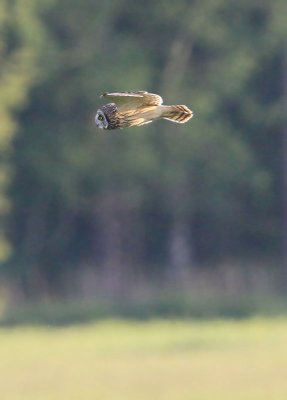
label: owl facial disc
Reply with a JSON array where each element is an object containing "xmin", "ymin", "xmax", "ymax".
[{"xmin": 95, "ymin": 109, "xmax": 109, "ymax": 129}]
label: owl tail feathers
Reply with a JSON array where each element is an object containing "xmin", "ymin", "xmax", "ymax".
[{"xmin": 162, "ymin": 105, "xmax": 193, "ymax": 124}]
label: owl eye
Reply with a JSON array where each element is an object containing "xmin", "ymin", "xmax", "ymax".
[{"xmin": 98, "ymin": 114, "xmax": 104, "ymax": 121}]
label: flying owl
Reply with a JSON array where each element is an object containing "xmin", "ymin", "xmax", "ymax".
[{"xmin": 95, "ymin": 91, "xmax": 193, "ymax": 130}]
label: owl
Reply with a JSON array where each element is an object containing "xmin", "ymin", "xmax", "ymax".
[{"xmin": 95, "ymin": 91, "xmax": 193, "ymax": 130}]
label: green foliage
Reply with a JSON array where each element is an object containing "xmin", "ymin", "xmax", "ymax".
[
  {"xmin": 1, "ymin": 0, "xmax": 286, "ymax": 295},
  {"xmin": 0, "ymin": 0, "xmax": 47, "ymax": 261},
  {"xmin": 1, "ymin": 295, "xmax": 284, "ymax": 327}
]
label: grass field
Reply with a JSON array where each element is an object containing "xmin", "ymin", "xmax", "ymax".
[{"xmin": 1, "ymin": 318, "xmax": 287, "ymax": 400}]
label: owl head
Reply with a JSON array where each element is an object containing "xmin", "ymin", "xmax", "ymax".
[
  {"xmin": 95, "ymin": 109, "xmax": 109, "ymax": 129},
  {"xmin": 95, "ymin": 103, "xmax": 119, "ymax": 130}
]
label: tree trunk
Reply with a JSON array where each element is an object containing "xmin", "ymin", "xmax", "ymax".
[
  {"xmin": 167, "ymin": 183, "xmax": 193, "ymax": 285},
  {"xmin": 160, "ymin": 33, "xmax": 195, "ymax": 284},
  {"xmin": 95, "ymin": 189, "xmax": 141, "ymax": 297}
]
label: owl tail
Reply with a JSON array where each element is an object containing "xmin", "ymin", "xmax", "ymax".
[{"xmin": 162, "ymin": 105, "xmax": 193, "ymax": 124}]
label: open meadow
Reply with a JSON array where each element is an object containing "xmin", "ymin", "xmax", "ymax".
[{"xmin": 1, "ymin": 318, "xmax": 287, "ymax": 400}]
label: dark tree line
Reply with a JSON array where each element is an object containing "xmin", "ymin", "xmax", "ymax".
[{"xmin": 0, "ymin": 0, "xmax": 286, "ymax": 298}]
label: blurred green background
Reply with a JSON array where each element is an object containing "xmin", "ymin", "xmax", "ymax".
[
  {"xmin": 1, "ymin": 0, "xmax": 286, "ymax": 315},
  {"xmin": 1, "ymin": 0, "xmax": 287, "ymax": 398}
]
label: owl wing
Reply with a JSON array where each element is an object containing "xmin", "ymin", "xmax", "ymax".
[{"xmin": 101, "ymin": 91, "xmax": 163, "ymax": 111}]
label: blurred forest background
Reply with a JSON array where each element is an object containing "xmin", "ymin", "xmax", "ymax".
[{"xmin": 0, "ymin": 0, "xmax": 286, "ymax": 320}]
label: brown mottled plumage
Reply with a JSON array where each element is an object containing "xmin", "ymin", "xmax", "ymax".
[{"xmin": 95, "ymin": 91, "xmax": 193, "ymax": 130}]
